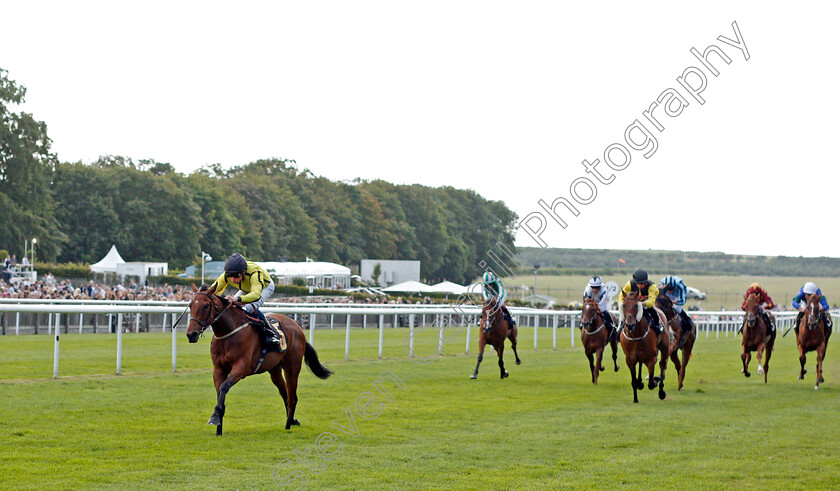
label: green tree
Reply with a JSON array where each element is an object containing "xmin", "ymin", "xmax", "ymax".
[{"xmin": 0, "ymin": 68, "xmax": 66, "ymax": 259}]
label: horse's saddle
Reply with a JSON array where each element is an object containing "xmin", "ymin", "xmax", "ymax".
[{"xmin": 265, "ymin": 317, "xmax": 288, "ymax": 353}]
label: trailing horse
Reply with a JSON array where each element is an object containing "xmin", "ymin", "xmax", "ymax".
[
  {"xmin": 580, "ymin": 297, "xmax": 618, "ymax": 385},
  {"xmin": 470, "ymin": 297, "xmax": 520, "ymax": 379},
  {"xmin": 796, "ymin": 294, "xmax": 831, "ymax": 389},
  {"xmin": 185, "ymin": 284, "xmax": 332, "ymax": 435},
  {"xmin": 741, "ymin": 293, "xmax": 775, "ymax": 383},
  {"xmin": 619, "ymin": 292, "xmax": 666, "ymax": 403},
  {"xmin": 655, "ymin": 293, "xmax": 696, "ymax": 391}
]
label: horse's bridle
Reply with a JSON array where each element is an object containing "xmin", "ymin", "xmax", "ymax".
[
  {"xmin": 807, "ymin": 301, "xmax": 820, "ymax": 331},
  {"xmin": 581, "ymin": 302, "xmax": 604, "ymax": 335},
  {"xmin": 189, "ymin": 291, "xmax": 234, "ymax": 336}
]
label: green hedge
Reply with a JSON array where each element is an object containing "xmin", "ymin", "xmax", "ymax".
[{"xmin": 33, "ymin": 262, "xmax": 92, "ymax": 279}]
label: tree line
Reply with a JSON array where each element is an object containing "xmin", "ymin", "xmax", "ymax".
[
  {"xmin": 0, "ymin": 68, "xmax": 517, "ymax": 283},
  {"xmin": 516, "ymin": 247, "xmax": 840, "ymax": 278}
]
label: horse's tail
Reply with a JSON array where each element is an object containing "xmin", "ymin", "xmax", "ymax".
[{"xmin": 304, "ymin": 342, "xmax": 333, "ymax": 379}]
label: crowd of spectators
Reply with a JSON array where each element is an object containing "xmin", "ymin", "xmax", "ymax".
[{"xmin": 0, "ymin": 276, "xmax": 196, "ymax": 301}]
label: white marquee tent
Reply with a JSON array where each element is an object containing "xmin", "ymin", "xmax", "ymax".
[
  {"xmin": 381, "ymin": 280, "xmax": 434, "ymax": 293},
  {"xmin": 428, "ymin": 281, "xmax": 470, "ymax": 295},
  {"xmin": 90, "ymin": 245, "xmax": 126, "ymax": 273}
]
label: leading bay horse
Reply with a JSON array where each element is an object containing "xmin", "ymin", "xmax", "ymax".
[
  {"xmin": 620, "ymin": 291, "xmax": 666, "ymax": 402},
  {"xmin": 470, "ymin": 297, "xmax": 520, "ymax": 379},
  {"xmin": 796, "ymin": 294, "xmax": 831, "ymax": 389},
  {"xmin": 655, "ymin": 293, "xmax": 696, "ymax": 391},
  {"xmin": 185, "ymin": 284, "xmax": 332, "ymax": 435},
  {"xmin": 741, "ymin": 293, "xmax": 775, "ymax": 383},
  {"xmin": 580, "ymin": 297, "xmax": 618, "ymax": 385}
]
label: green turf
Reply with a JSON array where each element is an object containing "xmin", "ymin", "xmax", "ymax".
[{"xmin": 1, "ymin": 327, "xmax": 838, "ymax": 490}]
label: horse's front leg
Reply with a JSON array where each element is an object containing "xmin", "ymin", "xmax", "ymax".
[
  {"xmin": 798, "ymin": 342, "xmax": 807, "ymax": 380},
  {"xmin": 611, "ymin": 338, "xmax": 619, "ymax": 372},
  {"xmin": 816, "ymin": 343, "xmax": 826, "ymax": 389},
  {"xmin": 497, "ymin": 345, "xmax": 508, "ymax": 379},
  {"xmin": 594, "ymin": 347, "xmax": 604, "ymax": 385},
  {"xmin": 741, "ymin": 346, "xmax": 751, "ymax": 377},
  {"xmin": 470, "ymin": 337, "xmax": 487, "ymax": 379},
  {"xmin": 756, "ymin": 343, "xmax": 766, "ymax": 376},
  {"xmin": 208, "ymin": 365, "xmax": 248, "ymax": 436},
  {"xmin": 586, "ymin": 349, "xmax": 595, "ymax": 383},
  {"xmin": 508, "ymin": 327, "xmax": 521, "ymax": 365}
]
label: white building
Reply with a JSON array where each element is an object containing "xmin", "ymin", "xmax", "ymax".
[
  {"xmin": 116, "ymin": 262, "xmax": 169, "ymax": 285},
  {"xmin": 258, "ymin": 261, "xmax": 352, "ymax": 289},
  {"xmin": 360, "ymin": 259, "xmax": 421, "ymax": 287}
]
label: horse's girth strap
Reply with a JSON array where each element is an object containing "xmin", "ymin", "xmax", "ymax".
[{"xmin": 213, "ymin": 323, "xmax": 250, "ymax": 340}]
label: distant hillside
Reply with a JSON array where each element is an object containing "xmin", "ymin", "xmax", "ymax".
[{"xmin": 515, "ymin": 248, "xmax": 840, "ymax": 277}]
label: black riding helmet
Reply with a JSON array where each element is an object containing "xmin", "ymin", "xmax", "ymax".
[
  {"xmin": 631, "ymin": 268, "xmax": 648, "ymax": 284},
  {"xmin": 224, "ymin": 253, "xmax": 247, "ymax": 277}
]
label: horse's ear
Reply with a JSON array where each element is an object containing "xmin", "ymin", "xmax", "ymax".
[
  {"xmin": 191, "ymin": 283, "xmax": 198, "ymax": 293},
  {"xmin": 207, "ymin": 283, "xmax": 217, "ymax": 295}
]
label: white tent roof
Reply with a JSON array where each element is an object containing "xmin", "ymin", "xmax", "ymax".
[
  {"xmin": 258, "ymin": 261, "xmax": 351, "ymax": 277},
  {"xmin": 381, "ymin": 280, "xmax": 434, "ymax": 293},
  {"xmin": 428, "ymin": 281, "xmax": 469, "ymax": 294},
  {"xmin": 90, "ymin": 245, "xmax": 126, "ymax": 273}
]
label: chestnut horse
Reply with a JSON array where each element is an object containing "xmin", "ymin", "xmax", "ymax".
[
  {"xmin": 796, "ymin": 294, "xmax": 831, "ymax": 389},
  {"xmin": 655, "ymin": 293, "xmax": 696, "ymax": 391},
  {"xmin": 185, "ymin": 284, "xmax": 332, "ymax": 435},
  {"xmin": 470, "ymin": 298, "xmax": 520, "ymax": 379},
  {"xmin": 580, "ymin": 298, "xmax": 618, "ymax": 385},
  {"xmin": 741, "ymin": 293, "xmax": 775, "ymax": 383},
  {"xmin": 619, "ymin": 292, "xmax": 666, "ymax": 402}
]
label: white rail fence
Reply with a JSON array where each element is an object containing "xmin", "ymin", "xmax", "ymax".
[{"xmin": 0, "ymin": 301, "xmax": 835, "ymax": 379}]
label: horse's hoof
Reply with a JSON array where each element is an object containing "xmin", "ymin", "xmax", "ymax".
[
  {"xmin": 614, "ymin": 367, "xmax": 619, "ymax": 372},
  {"xmin": 516, "ymin": 360, "xmax": 521, "ymax": 365},
  {"xmin": 599, "ymin": 366, "xmax": 605, "ymax": 372},
  {"xmin": 291, "ymin": 418, "xmax": 300, "ymax": 426},
  {"xmin": 744, "ymin": 372, "xmax": 751, "ymax": 378},
  {"xmin": 815, "ymin": 385, "xmax": 820, "ymax": 390},
  {"xmin": 501, "ymin": 371, "xmax": 509, "ymax": 379},
  {"xmin": 659, "ymin": 390, "xmax": 666, "ymax": 400},
  {"xmin": 470, "ymin": 373, "xmax": 477, "ymax": 379},
  {"xmin": 207, "ymin": 414, "xmax": 220, "ymax": 426},
  {"xmin": 797, "ymin": 375, "xmax": 804, "ymax": 380},
  {"xmin": 819, "ymin": 376, "xmax": 825, "ymax": 383},
  {"xmin": 757, "ymin": 365, "xmax": 764, "ymax": 375}
]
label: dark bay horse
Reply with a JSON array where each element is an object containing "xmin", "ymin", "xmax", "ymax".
[
  {"xmin": 470, "ymin": 298, "xmax": 520, "ymax": 379},
  {"xmin": 655, "ymin": 294, "xmax": 696, "ymax": 391},
  {"xmin": 796, "ymin": 294, "xmax": 830, "ymax": 389},
  {"xmin": 185, "ymin": 284, "xmax": 332, "ymax": 435},
  {"xmin": 619, "ymin": 292, "xmax": 666, "ymax": 402},
  {"xmin": 580, "ymin": 298, "xmax": 618, "ymax": 385},
  {"xmin": 741, "ymin": 293, "xmax": 775, "ymax": 383}
]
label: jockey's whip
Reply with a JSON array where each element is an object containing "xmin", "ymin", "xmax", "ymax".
[{"xmin": 171, "ymin": 305, "xmax": 190, "ymax": 330}]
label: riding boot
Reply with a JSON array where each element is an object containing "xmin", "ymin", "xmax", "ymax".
[
  {"xmin": 255, "ymin": 309, "xmax": 282, "ymax": 348},
  {"xmin": 822, "ymin": 312, "xmax": 833, "ymax": 339},
  {"xmin": 678, "ymin": 310, "xmax": 693, "ymax": 335},
  {"xmin": 794, "ymin": 311, "xmax": 804, "ymax": 335},
  {"xmin": 762, "ymin": 312, "xmax": 775, "ymax": 333},
  {"xmin": 602, "ymin": 310, "xmax": 615, "ymax": 337},
  {"xmin": 645, "ymin": 308, "xmax": 662, "ymax": 335},
  {"xmin": 502, "ymin": 306, "xmax": 516, "ymax": 330}
]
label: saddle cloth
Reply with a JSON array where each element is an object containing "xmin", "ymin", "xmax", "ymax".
[{"xmin": 265, "ymin": 317, "xmax": 288, "ymax": 353}]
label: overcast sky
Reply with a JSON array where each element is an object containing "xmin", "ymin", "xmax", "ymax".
[{"xmin": 2, "ymin": 1, "xmax": 838, "ymax": 258}]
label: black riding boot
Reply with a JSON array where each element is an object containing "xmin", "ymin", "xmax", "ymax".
[
  {"xmin": 602, "ymin": 310, "xmax": 615, "ymax": 338},
  {"xmin": 762, "ymin": 312, "xmax": 775, "ymax": 333},
  {"xmin": 822, "ymin": 312, "xmax": 833, "ymax": 339},
  {"xmin": 255, "ymin": 309, "xmax": 282, "ymax": 348},
  {"xmin": 645, "ymin": 308, "xmax": 662, "ymax": 335},
  {"xmin": 794, "ymin": 311, "xmax": 804, "ymax": 335},
  {"xmin": 502, "ymin": 307, "xmax": 516, "ymax": 330},
  {"xmin": 679, "ymin": 310, "xmax": 693, "ymax": 334}
]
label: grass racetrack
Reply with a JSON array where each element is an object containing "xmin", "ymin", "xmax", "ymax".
[{"xmin": 1, "ymin": 325, "xmax": 838, "ymax": 489}]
